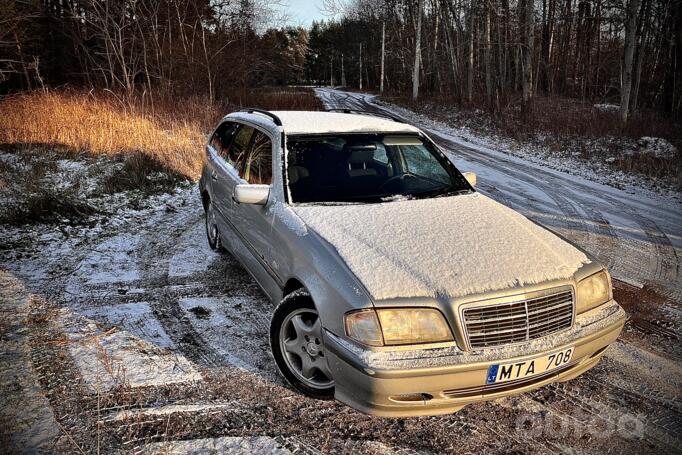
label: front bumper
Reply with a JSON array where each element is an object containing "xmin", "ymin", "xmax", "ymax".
[{"xmin": 324, "ymin": 300, "xmax": 626, "ymax": 417}]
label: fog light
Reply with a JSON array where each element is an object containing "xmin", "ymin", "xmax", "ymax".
[{"xmin": 389, "ymin": 393, "xmax": 433, "ymax": 403}]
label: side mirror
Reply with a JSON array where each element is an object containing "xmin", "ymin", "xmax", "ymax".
[
  {"xmin": 233, "ymin": 184, "xmax": 270, "ymax": 205},
  {"xmin": 463, "ymin": 171, "xmax": 477, "ymax": 188}
]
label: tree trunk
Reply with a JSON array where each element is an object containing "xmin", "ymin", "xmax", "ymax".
[
  {"xmin": 620, "ymin": 0, "xmax": 640, "ymax": 124},
  {"xmin": 380, "ymin": 21, "xmax": 385, "ymax": 93},
  {"xmin": 359, "ymin": 43, "xmax": 363, "ymax": 90},
  {"xmin": 631, "ymin": 0, "xmax": 650, "ymax": 112},
  {"xmin": 519, "ymin": 0, "xmax": 535, "ymax": 121},
  {"xmin": 341, "ymin": 53, "xmax": 346, "ymax": 86},
  {"xmin": 412, "ymin": 0, "xmax": 423, "ymax": 100},
  {"xmin": 484, "ymin": 0, "xmax": 493, "ymax": 108},
  {"xmin": 467, "ymin": 3, "xmax": 475, "ymax": 103}
]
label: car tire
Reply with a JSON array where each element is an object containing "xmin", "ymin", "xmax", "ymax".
[
  {"xmin": 270, "ymin": 291, "xmax": 335, "ymax": 400},
  {"xmin": 204, "ymin": 197, "xmax": 223, "ymax": 251}
]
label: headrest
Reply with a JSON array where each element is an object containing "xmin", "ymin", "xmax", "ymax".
[
  {"xmin": 288, "ymin": 165, "xmax": 309, "ymax": 184},
  {"xmin": 347, "ymin": 149, "xmax": 375, "ymax": 164}
]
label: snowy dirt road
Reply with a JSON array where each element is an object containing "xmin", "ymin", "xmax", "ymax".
[{"xmin": 1, "ymin": 94, "xmax": 681, "ymax": 454}]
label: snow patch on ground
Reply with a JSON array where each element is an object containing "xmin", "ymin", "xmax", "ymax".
[
  {"xmin": 80, "ymin": 302, "xmax": 174, "ymax": 348},
  {"xmin": 594, "ymin": 103, "xmax": 620, "ymax": 112},
  {"xmin": 61, "ymin": 309, "xmax": 202, "ymax": 391},
  {"xmin": 139, "ymin": 436, "xmax": 292, "ymax": 454},
  {"xmin": 179, "ymin": 296, "xmax": 272, "ymax": 372},
  {"xmin": 634, "ymin": 136, "xmax": 678, "ymax": 159},
  {"xmin": 605, "ymin": 340, "xmax": 682, "ymax": 402},
  {"xmin": 64, "ymin": 232, "xmax": 141, "ymax": 296},
  {"xmin": 105, "ymin": 403, "xmax": 238, "ymax": 422},
  {"xmin": 169, "ymin": 221, "xmax": 218, "ymax": 278},
  {"xmin": 295, "ymin": 192, "xmax": 590, "ymax": 300}
]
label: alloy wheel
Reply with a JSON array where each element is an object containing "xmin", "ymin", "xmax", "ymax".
[{"xmin": 279, "ymin": 308, "xmax": 334, "ymax": 389}]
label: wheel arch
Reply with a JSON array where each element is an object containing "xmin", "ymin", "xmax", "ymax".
[
  {"xmin": 282, "ymin": 277, "xmax": 308, "ymax": 299},
  {"xmin": 201, "ymin": 189, "xmax": 210, "ymax": 211}
]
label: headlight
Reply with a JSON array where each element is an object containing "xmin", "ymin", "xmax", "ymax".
[
  {"xmin": 345, "ymin": 308, "xmax": 453, "ymax": 346},
  {"xmin": 576, "ymin": 270, "xmax": 612, "ymax": 314}
]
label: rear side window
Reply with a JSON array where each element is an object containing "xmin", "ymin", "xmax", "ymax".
[
  {"xmin": 244, "ymin": 131, "xmax": 273, "ymax": 184},
  {"xmin": 210, "ymin": 122, "xmax": 239, "ymax": 160},
  {"xmin": 228, "ymin": 125, "xmax": 254, "ymax": 173}
]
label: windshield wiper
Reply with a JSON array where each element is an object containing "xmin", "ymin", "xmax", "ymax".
[{"xmin": 424, "ymin": 187, "xmax": 471, "ymax": 198}]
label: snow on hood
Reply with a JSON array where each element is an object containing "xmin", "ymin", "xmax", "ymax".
[{"xmin": 293, "ymin": 193, "xmax": 590, "ymax": 300}]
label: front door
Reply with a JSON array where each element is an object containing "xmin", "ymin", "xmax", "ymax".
[
  {"xmin": 212, "ymin": 122, "xmax": 254, "ymax": 247},
  {"xmin": 231, "ymin": 128, "xmax": 281, "ymax": 297}
]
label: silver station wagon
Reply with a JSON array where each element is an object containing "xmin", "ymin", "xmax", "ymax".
[{"xmin": 199, "ymin": 109, "xmax": 626, "ymax": 417}]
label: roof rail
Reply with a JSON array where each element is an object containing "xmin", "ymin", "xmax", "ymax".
[
  {"xmin": 325, "ymin": 108, "xmax": 403, "ymax": 123},
  {"xmin": 240, "ymin": 108, "xmax": 282, "ymax": 126}
]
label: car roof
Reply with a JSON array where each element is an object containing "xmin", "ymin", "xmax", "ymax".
[{"xmin": 226, "ymin": 110, "xmax": 422, "ymax": 135}]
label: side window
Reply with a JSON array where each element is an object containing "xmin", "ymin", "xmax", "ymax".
[
  {"xmin": 228, "ymin": 125, "xmax": 254, "ymax": 174},
  {"xmin": 210, "ymin": 122, "xmax": 238, "ymax": 161},
  {"xmin": 373, "ymin": 144, "xmax": 389, "ymax": 164},
  {"xmin": 244, "ymin": 130, "xmax": 273, "ymax": 184},
  {"xmin": 209, "ymin": 123, "xmax": 226, "ymax": 151}
]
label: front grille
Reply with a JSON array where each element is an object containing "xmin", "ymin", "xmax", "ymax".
[{"xmin": 462, "ymin": 289, "xmax": 574, "ymax": 349}]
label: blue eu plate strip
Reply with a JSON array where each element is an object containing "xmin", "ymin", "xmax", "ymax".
[{"xmin": 486, "ymin": 365, "xmax": 499, "ymax": 384}]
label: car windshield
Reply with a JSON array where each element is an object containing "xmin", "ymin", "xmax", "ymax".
[{"xmin": 286, "ymin": 133, "xmax": 471, "ymax": 204}]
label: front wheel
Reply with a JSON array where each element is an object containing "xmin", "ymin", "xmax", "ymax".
[{"xmin": 270, "ymin": 293, "xmax": 335, "ymax": 399}]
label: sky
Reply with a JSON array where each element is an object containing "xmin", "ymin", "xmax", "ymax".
[{"xmin": 282, "ymin": 0, "xmax": 331, "ymax": 28}]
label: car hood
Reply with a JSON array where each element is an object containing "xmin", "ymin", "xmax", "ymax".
[{"xmin": 293, "ymin": 193, "xmax": 591, "ymax": 301}]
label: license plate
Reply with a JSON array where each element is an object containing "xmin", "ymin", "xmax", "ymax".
[{"xmin": 486, "ymin": 347, "xmax": 574, "ymax": 384}]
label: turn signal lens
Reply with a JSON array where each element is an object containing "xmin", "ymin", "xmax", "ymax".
[
  {"xmin": 576, "ymin": 270, "xmax": 612, "ymax": 314},
  {"xmin": 345, "ymin": 310, "xmax": 383, "ymax": 346}
]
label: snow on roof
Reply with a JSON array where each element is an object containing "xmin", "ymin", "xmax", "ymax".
[
  {"xmin": 270, "ymin": 111, "xmax": 422, "ymax": 135},
  {"xmin": 293, "ymin": 193, "xmax": 591, "ymax": 301}
]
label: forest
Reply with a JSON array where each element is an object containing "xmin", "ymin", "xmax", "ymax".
[{"xmin": 3, "ymin": 0, "xmax": 680, "ymax": 123}]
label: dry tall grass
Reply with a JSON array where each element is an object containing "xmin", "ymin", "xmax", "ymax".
[
  {"xmin": 0, "ymin": 90, "xmax": 219, "ymax": 180},
  {"xmin": 0, "ymin": 87, "xmax": 323, "ymax": 181}
]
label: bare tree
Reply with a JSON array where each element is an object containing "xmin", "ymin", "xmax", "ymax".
[
  {"xmin": 519, "ymin": 0, "xmax": 535, "ymax": 120},
  {"xmin": 412, "ymin": 0, "xmax": 424, "ymax": 100},
  {"xmin": 484, "ymin": 0, "xmax": 493, "ymax": 108},
  {"xmin": 467, "ymin": 3, "xmax": 475, "ymax": 103},
  {"xmin": 620, "ymin": 0, "xmax": 640, "ymax": 124},
  {"xmin": 359, "ymin": 43, "xmax": 363, "ymax": 89},
  {"xmin": 380, "ymin": 20, "xmax": 385, "ymax": 93},
  {"xmin": 341, "ymin": 53, "xmax": 347, "ymax": 86}
]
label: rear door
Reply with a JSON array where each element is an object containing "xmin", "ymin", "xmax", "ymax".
[{"xmin": 206, "ymin": 121, "xmax": 238, "ymax": 221}]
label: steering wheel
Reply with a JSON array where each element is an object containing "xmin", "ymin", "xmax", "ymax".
[{"xmin": 378, "ymin": 172, "xmax": 417, "ymax": 192}]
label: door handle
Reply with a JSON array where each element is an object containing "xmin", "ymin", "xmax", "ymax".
[{"xmin": 211, "ymin": 171, "xmax": 218, "ymax": 181}]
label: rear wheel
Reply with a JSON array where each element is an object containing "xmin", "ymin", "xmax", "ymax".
[
  {"xmin": 205, "ymin": 197, "xmax": 221, "ymax": 250},
  {"xmin": 270, "ymin": 293, "xmax": 335, "ymax": 399}
]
